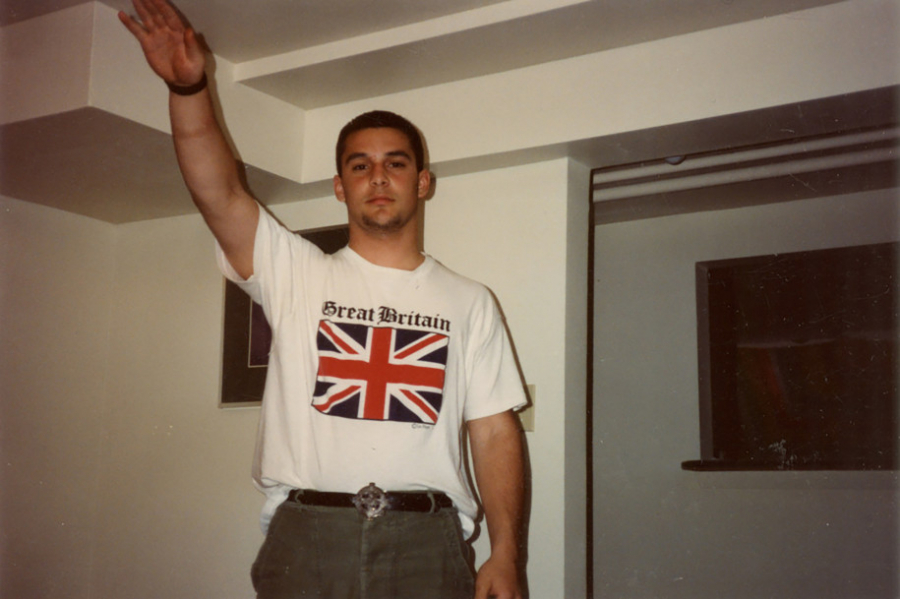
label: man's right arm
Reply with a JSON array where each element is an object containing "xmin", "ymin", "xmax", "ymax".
[{"xmin": 120, "ymin": 0, "xmax": 258, "ymax": 279}]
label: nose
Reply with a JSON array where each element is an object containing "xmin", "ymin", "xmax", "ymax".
[{"xmin": 370, "ymin": 163, "xmax": 388, "ymax": 186}]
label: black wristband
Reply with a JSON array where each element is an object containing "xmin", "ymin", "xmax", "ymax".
[{"xmin": 166, "ymin": 73, "xmax": 208, "ymax": 96}]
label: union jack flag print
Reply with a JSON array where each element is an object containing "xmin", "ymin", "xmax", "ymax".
[{"xmin": 312, "ymin": 320, "xmax": 449, "ymax": 424}]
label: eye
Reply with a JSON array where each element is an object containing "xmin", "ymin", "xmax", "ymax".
[{"xmin": 351, "ymin": 163, "xmax": 368, "ymax": 172}]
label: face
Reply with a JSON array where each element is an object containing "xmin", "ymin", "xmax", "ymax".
[{"xmin": 333, "ymin": 127, "xmax": 431, "ymax": 238}]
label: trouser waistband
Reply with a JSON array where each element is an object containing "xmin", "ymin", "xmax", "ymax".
[{"xmin": 287, "ymin": 483, "xmax": 452, "ymax": 519}]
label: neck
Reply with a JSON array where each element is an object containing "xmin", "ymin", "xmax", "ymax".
[{"xmin": 348, "ymin": 227, "xmax": 424, "ymax": 270}]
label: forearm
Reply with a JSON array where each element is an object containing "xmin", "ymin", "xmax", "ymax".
[
  {"xmin": 169, "ymin": 85, "xmax": 258, "ymax": 277},
  {"xmin": 476, "ymin": 433, "xmax": 524, "ymax": 562},
  {"xmin": 472, "ymin": 413, "xmax": 525, "ymax": 560},
  {"xmin": 169, "ymin": 87, "xmax": 248, "ymax": 215},
  {"xmin": 468, "ymin": 411, "xmax": 526, "ymax": 599}
]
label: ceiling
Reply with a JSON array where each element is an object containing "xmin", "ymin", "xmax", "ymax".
[
  {"xmin": 4, "ymin": 0, "xmax": 846, "ymax": 109},
  {"xmin": 2, "ymin": 0, "xmax": 890, "ymax": 224}
]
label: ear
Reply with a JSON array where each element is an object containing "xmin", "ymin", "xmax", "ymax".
[
  {"xmin": 417, "ymin": 169, "xmax": 431, "ymax": 199},
  {"xmin": 333, "ymin": 174, "xmax": 346, "ymax": 203}
]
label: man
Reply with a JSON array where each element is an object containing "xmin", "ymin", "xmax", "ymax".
[{"xmin": 120, "ymin": 1, "xmax": 527, "ymax": 598}]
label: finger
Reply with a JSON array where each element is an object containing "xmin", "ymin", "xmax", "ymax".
[
  {"xmin": 136, "ymin": 0, "xmax": 167, "ymax": 30},
  {"xmin": 131, "ymin": 0, "xmax": 165, "ymax": 32},
  {"xmin": 151, "ymin": 2, "xmax": 171, "ymax": 30},
  {"xmin": 130, "ymin": 0, "xmax": 155, "ymax": 28},
  {"xmin": 154, "ymin": 0, "xmax": 186, "ymax": 33},
  {"xmin": 117, "ymin": 11, "xmax": 148, "ymax": 40}
]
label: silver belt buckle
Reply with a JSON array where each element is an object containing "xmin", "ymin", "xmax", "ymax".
[{"xmin": 353, "ymin": 482, "xmax": 389, "ymax": 520}]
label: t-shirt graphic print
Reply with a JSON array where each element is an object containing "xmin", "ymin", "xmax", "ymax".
[{"xmin": 312, "ymin": 320, "xmax": 449, "ymax": 424}]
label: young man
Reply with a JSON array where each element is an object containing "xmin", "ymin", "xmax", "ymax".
[{"xmin": 120, "ymin": 2, "xmax": 527, "ymax": 598}]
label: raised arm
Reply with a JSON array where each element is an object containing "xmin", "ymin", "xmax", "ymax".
[
  {"xmin": 467, "ymin": 409, "xmax": 526, "ymax": 599},
  {"xmin": 119, "ymin": 0, "xmax": 258, "ymax": 279}
]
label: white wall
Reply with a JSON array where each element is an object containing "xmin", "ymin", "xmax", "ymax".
[
  {"xmin": 593, "ymin": 189, "xmax": 899, "ymax": 599},
  {"xmin": 0, "ymin": 158, "xmax": 584, "ymax": 598},
  {"xmin": 0, "ymin": 4, "xmax": 94, "ymax": 125},
  {"xmin": 93, "ymin": 212, "xmax": 264, "ymax": 598},
  {"xmin": 0, "ymin": 196, "xmax": 116, "ymax": 599}
]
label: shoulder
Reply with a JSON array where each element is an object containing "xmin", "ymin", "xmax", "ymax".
[
  {"xmin": 425, "ymin": 259, "xmax": 501, "ymax": 328},
  {"xmin": 427, "ymin": 257, "xmax": 493, "ymax": 299},
  {"xmin": 256, "ymin": 209, "xmax": 331, "ymax": 259}
]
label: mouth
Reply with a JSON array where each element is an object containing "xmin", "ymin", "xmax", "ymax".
[{"xmin": 366, "ymin": 196, "xmax": 394, "ymax": 206}]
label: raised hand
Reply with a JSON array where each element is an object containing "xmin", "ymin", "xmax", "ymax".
[{"xmin": 118, "ymin": 0, "xmax": 205, "ymax": 87}]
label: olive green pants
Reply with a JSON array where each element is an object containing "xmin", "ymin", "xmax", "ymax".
[{"xmin": 251, "ymin": 500, "xmax": 475, "ymax": 599}]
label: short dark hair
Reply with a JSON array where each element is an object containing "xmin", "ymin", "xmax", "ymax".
[{"xmin": 335, "ymin": 110, "xmax": 425, "ymax": 174}]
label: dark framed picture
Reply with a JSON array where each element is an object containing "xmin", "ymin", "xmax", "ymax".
[
  {"xmin": 219, "ymin": 224, "xmax": 350, "ymax": 407},
  {"xmin": 685, "ymin": 242, "xmax": 897, "ymax": 470}
]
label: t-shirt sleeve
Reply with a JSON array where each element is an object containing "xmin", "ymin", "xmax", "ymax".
[
  {"xmin": 215, "ymin": 206, "xmax": 324, "ymax": 319},
  {"xmin": 463, "ymin": 290, "xmax": 528, "ymax": 421}
]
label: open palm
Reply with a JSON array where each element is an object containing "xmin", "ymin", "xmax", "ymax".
[{"xmin": 118, "ymin": 0, "xmax": 205, "ymax": 87}]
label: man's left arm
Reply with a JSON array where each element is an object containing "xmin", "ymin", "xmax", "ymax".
[{"xmin": 467, "ymin": 409, "xmax": 526, "ymax": 599}]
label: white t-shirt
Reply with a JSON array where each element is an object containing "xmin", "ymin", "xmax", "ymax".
[{"xmin": 218, "ymin": 208, "xmax": 526, "ymax": 538}]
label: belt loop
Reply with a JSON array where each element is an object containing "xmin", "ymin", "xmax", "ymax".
[{"xmin": 427, "ymin": 491, "xmax": 437, "ymax": 513}]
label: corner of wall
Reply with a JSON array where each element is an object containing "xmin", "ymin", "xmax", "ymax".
[{"xmin": 564, "ymin": 157, "xmax": 591, "ymax": 598}]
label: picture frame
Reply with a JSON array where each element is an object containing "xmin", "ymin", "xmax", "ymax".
[
  {"xmin": 219, "ymin": 224, "xmax": 350, "ymax": 407},
  {"xmin": 684, "ymin": 242, "xmax": 897, "ymax": 470}
]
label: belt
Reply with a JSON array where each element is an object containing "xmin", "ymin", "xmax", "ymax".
[{"xmin": 288, "ymin": 482, "xmax": 452, "ymax": 520}]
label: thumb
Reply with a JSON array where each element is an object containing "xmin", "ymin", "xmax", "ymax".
[{"xmin": 183, "ymin": 27, "xmax": 206, "ymax": 70}]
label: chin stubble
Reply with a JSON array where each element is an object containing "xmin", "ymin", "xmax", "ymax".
[{"xmin": 361, "ymin": 213, "xmax": 406, "ymax": 234}]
